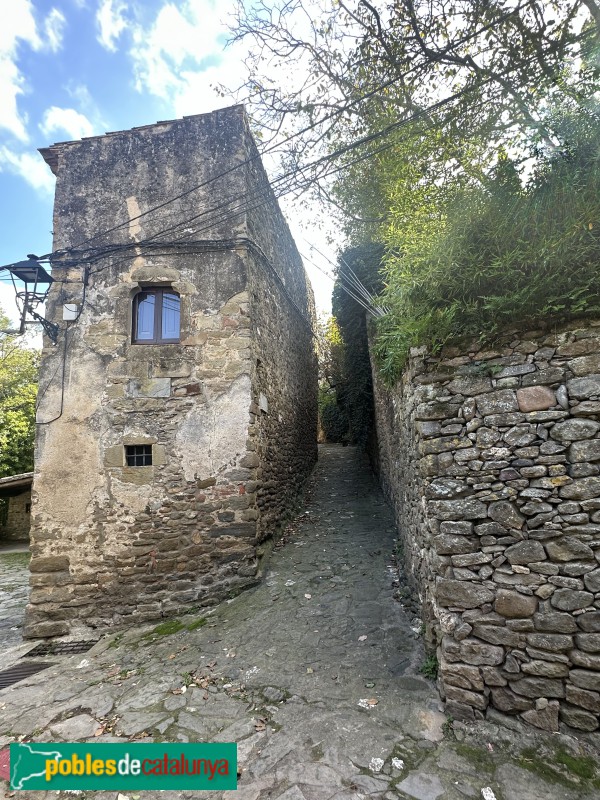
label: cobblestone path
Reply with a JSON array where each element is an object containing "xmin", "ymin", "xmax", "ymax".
[
  {"xmin": 1, "ymin": 446, "xmax": 599, "ymax": 799},
  {"xmin": 0, "ymin": 548, "xmax": 30, "ymax": 656}
]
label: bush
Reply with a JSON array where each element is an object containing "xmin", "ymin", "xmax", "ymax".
[
  {"xmin": 374, "ymin": 108, "xmax": 600, "ymax": 383},
  {"xmin": 319, "ymin": 390, "xmax": 348, "ymax": 442}
]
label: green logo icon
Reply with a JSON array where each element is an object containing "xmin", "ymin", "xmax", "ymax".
[{"xmin": 10, "ymin": 742, "xmax": 237, "ymax": 791}]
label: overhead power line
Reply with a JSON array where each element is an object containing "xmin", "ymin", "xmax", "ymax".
[{"xmin": 40, "ymin": 0, "xmax": 547, "ymax": 265}]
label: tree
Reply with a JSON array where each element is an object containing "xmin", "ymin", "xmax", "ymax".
[
  {"xmin": 316, "ymin": 315, "xmax": 349, "ymax": 442},
  {"xmin": 0, "ymin": 309, "xmax": 39, "ymax": 478},
  {"xmin": 232, "ymin": 0, "xmax": 598, "ymax": 199},
  {"xmin": 232, "ymin": 1, "xmax": 600, "ymax": 384}
]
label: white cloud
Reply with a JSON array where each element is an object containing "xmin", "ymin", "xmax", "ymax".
[
  {"xmin": 40, "ymin": 106, "xmax": 95, "ymax": 140},
  {"xmin": 0, "ymin": 2, "xmax": 67, "ymax": 142},
  {"xmin": 0, "ymin": 146, "xmax": 55, "ymax": 194},
  {"xmin": 0, "ymin": 0, "xmax": 42, "ymax": 141},
  {"xmin": 96, "ymin": 0, "xmax": 129, "ymax": 52},
  {"xmin": 44, "ymin": 8, "xmax": 67, "ymax": 53},
  {"xmin": 171, "ymin": 60, "xmax": 245, "ymax": 118},
  {"xmin": 0, "ymin": 58, "xmax": 29, "ymax": 141},
  {"xmin": 130, "ymin": 0, "xmax": 241, "ymax": 112},
  {"xmin": 0, "ymin": 0, "xmax": 41, "ymax": 54}
]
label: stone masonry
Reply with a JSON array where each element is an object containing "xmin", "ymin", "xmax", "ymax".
[
  {"xmin": 371, "ymin": 319, "xmax": 600, "ymax": 733},
  {"xmin": 1, "ymin": 488, "xmax": 32, "ymax": 542},
  {"xmin": 24, "ymin": 106, "xmax": 317, "ymax": 638}
]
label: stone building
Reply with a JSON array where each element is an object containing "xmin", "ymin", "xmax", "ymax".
[
  {"xmin": 0, "ymin": 473, "xmax": 33, "ymax": 543},
  {"xmin": 24, "ymin": 106, "xmax": 317, "ymax": 638}
]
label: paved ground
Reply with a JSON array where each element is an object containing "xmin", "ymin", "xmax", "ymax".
[
  {"xmin": 1, "ymin": 446, "xmax": 599, "ymax": 799},
  {"xmin": 0, "ymin": 545, "xmax": 30, "ymax": 656}
]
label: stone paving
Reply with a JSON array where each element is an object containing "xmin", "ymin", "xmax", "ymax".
[
  {"xmin": 1, "ymin": 446, "xmax": 599, "ymax": 799},
  {"xmin": 0, "ymin": 547, "xmax": 30, "ymax": 655}
]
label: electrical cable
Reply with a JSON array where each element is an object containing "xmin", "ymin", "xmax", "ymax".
[
  {"xmin": 37, "ymin": 0, "xmax": 547, "ymax": 262},
  {"xmin": 36, "ymin": 322, "xmax": 70, "ymax": 424},
  {"xmin": 19, "ymin": 23, "xmax": 592, "ymax": 350}
]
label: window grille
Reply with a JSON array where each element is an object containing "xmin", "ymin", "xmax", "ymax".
[{"xmin": 125, "ymin": 445, "xmax": 153, "ymax": 467}]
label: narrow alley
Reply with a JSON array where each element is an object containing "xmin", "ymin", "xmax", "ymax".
[{"xmin": 0, "ymin": 446, "xmax": 597, "ymax": 799}]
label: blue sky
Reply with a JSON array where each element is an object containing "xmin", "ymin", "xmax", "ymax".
[{"xmin": 0, "ymin": 0, "xmax": 333, "ymax": 325}]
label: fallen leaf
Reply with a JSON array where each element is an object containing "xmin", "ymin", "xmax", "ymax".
[
  {"xmin": 93, "ymin": 727, "xmax": 104, "ymax": 737},
  {"xmin": 358, "ymin": 635, "xmax": 367, "ymax": 642},
  {"xmin": 306, "ymin": 667, "xmax": 314, "ymax": 674},
  {"xmin": 358, "ymin": 698, "xmax": 378, "ymax": 709},
  {"xmin": 168, "ymin": 654, "xmax": 176, "ymax": 660},
  {"xmin": 304, "ymin": 593, "xmax": 312, "ymax": 599}
]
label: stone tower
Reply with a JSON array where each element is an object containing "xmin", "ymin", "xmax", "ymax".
[{"xmin": 25, "ymin": 105, "xmax": 317, "ymax": 638}]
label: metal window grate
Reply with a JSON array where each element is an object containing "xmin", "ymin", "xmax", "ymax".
[
  {"xmin": 0, "ymin": 661, "xmax": 54, "ymax": 690},
  {"xmin": 125, "ymin": 444, "xmax": 152, "ymax": 467},
  {"xmin": 22, "ymin": 639, "xmax": 99, "ymax": 657}
]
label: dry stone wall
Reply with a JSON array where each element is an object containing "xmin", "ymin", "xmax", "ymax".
[{"xmin": 371, "ymin": 320, "xmax": 600, "ymax": 733}]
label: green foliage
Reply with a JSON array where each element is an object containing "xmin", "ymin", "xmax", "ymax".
[
  {"xmin": 519, "ymin": 746, "xmax": 598, "ymax": 788},
  {"xmin": 317, "ymin": 315, "xmax": 349, "ymax": 442},
  {"xmin": 186, "ymin": 616, "xmax": 207, "ymax": 631},
  {"xmin": 0, "ymin": 310, "xmax": 39, "ymax": 478},
  {"xmin": 144, "ymin": 619, "xmax": 185, "ymax": 637},
  {"xmin": 332, "ymin": 244, "xmax": 383, "ymax": 447},
  {"xmin": 419, "ymin": 653, "xmax": 439, "ymax": 681},
  {"xmin": 318, "ymin": 388, "xmax": 348, "ymax": 443},
  {"xmin": 374, "ymin": 108, "xmax": 600, "ymax": 382}
]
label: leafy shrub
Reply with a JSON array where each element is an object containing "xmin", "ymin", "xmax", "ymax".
[
  {"xmin": 374, "ymin": 108, "xmax": 600, "ymax": 383},
  {"xmin": 319, "ymin": 389, "xmax": 348, "ymax": 442}
]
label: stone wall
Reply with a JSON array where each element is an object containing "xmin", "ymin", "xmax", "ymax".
[
  {"xmin": 371, "ymin": 320, "xmax": 600, "ymax": 733},
  {"xmin": 25, "ymin": 107, "xmax": 317, "ymax": 638},
  {"xmin": 243, "ymin": 139, "xmax": 318, "ymax": 541},
  {"xmin": 1, "ymin": 490, "xmax": 31, "ymax": 542}
]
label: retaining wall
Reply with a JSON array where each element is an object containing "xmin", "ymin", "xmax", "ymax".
[{"xmin": 371, "ymin": 320, "xmax": 600, "ymax": 733}]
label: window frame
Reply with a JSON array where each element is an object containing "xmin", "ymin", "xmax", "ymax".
[
  {"xmin": 124, "ymin": 444, "xmax": 153, "ymax": 467},
  {"xmin": 132, "ymin": 286, "xmax": 181, "ymax": 345}
]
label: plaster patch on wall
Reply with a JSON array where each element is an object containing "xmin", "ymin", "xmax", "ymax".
[
  {"xmin": 176, "ymin": 373, "xmax": 251, "ymax": 481},
  {"xmin": 110, "ymin": 478, "xmax": 158, "ymax": 512},
  {"xmin": 35, "ymin": 425, "xmax": 104, "ymax": 527},
  {"xmin": 126, "ymin": 196, "xmax": 142, "ymax": 242}
]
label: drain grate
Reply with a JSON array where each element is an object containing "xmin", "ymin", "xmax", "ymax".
[
  {"xmin": 22, "ymin": 639, "xmax": 99, "ymax": 657},
  {"xmin": 0, "ymin": 661, "xmax": 55, "ymax": 690}
]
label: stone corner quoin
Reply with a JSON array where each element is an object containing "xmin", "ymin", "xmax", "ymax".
[
  {"xmin": 25, "ymin": 105, "xmax": 318, "ymax": 639},
  {"xmin": 371, "ymin": 322, "xmax": 600, "ymax": 734}
]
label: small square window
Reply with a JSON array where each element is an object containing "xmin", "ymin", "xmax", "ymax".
[{"xmin": 125, "ymin": 445, "xmax": 153, "ymax": 467}]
